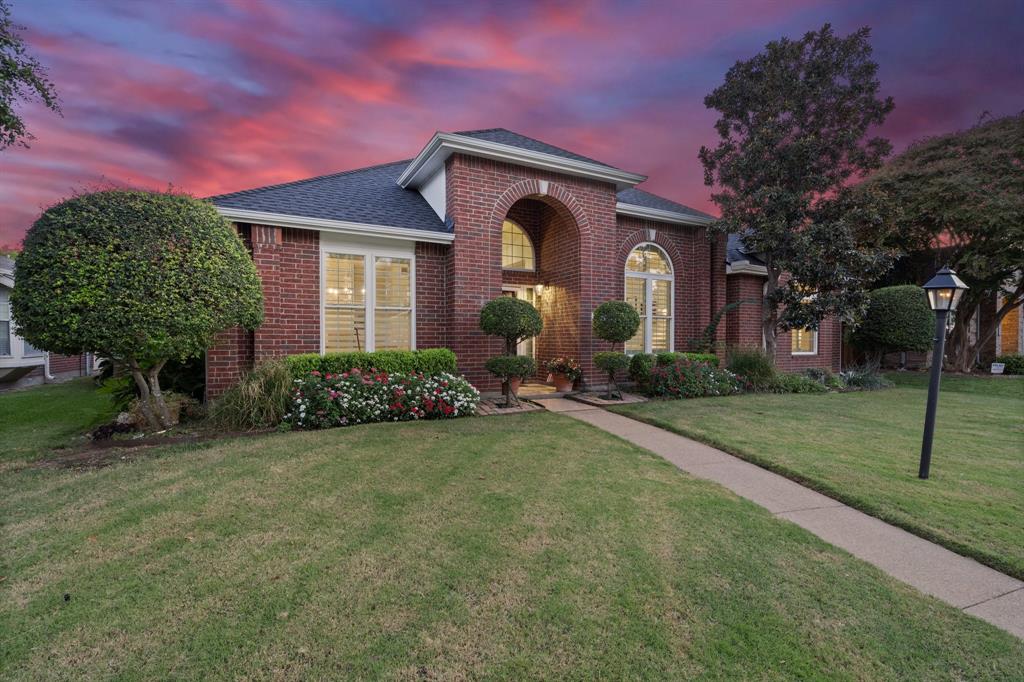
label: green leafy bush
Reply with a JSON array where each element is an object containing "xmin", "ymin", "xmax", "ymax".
[
  {"xmin": 208, "ymin": 360, "xmax": 294, "ymax": 430},
  {"xmin": 767, "ymin": 373, "xmax": 829, "ymax": 394},
  {"xmin": 594, "ymin": 351, "xmax": 630, "ymax": 399},
  {"xmin": 841, "ymin": 365, "xmax": 894, "ymax": 391},
  {"xmin": 850, "ymin": 285, "xmax": 935, "ymax": 363},
  {"xmin": 485, "ymin": 355, "xmax": 536, "ymax": 380},
  {"xmin": 287, "ymin": 369, "xmax": 479, "ymax": 429},
  {"xmin": 803, "ymin": 367, "xmax": 844, "ymax": 390},
  {"xmin": 629, "ymin": 353, "xmax": 656, "ymax": 385},
  {"xmin": 726, "ymin": 348, "xmax": 776, "ymax": 389},
  {"xmin": 994, "ymin": 354, "xmax": 1024, "ymax": 375},
  {"xmin": 592, "ymin": 301, "xmax": 641, "ymax": 344},
  {"xmin": 479, "ymin": 297, "xmax": 543, "ymax": 354},
  {"xmin": 11, "ymin": 190, "xmax": 263, "ymax": 429},
  {"xmin": 545, "ymin": 357, "xmax": 582, "ymax": 380},
  {"xmin": 655, "ymin": 352, "xmax": 720, "ymax": 368},
  {"xmin": 285, "ymin": 349, "xmax": 457, "ymax": 378},
  {"xmin": 647, "ymin": 359, "xmax": 743, "ymax": 398}
]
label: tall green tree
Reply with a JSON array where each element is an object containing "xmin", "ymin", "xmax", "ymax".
[
  {"xmin": 865, "ymin": 114, "xmax": 1024, "ymax": 371},
  {"xmin": 699, "ymin": 24, "xmax": 896, "ymax": 358},
  {"xmin": 0, "ymin": 0, "xmax": 60, "ymax": 149}
]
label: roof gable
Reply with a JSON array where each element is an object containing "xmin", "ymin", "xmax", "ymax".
[{"xmin": 452, "ymin": 128, "xmax": 621, "ymax": 170}]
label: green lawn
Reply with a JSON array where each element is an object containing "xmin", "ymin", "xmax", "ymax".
[
  {"xmin": 611, "ymin": 373, "xmax": 1024, "ymax": 580},
  {"xmin": 2, "ymin": 404, "xmax": 1022, "ymax": 678},
  {"xmin": 0, "ymin": 379, "xmax": 117, "ymax": 462}
]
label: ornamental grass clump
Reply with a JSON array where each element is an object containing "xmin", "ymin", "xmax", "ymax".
[{"xmin": 286, "ymin": 369, "xmax": 479, "ymax": 430}]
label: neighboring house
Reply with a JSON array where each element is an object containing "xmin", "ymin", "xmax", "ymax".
[
  {"xmin": 207, "ymin": 128, "xmax": 841, "ymax": 397},
  {"xmin": 0, "ymin": 256, "xmax": 91, "ymax": 390}
]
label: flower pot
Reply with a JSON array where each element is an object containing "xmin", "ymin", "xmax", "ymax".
[
  {"xmin": 509, "ymin": 377, "xmax": 523, "ymax": 394},
  {"xmin": 551, "ymin": 372, "xmax": 574, "ymax": 392}
]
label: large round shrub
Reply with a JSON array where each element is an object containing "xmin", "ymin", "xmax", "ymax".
[
  {"xmin": 479, "ymin": 296, "xmax": 543, "ymax": 355},
  {"xmin": 851, "ymin": 285, "xmax": 935, "ymax": 363},
  {"xmin": 592, "ymin": 300, "xmax": 641, "ymax": 345},
  {"xmin": 12, "ymin": 190, "xmax": 263, "ymax": 428}
]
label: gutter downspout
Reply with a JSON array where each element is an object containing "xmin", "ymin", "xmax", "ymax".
[{"xmin": 43, "ymin": 352, "xmax": 55, "ymax": 381}]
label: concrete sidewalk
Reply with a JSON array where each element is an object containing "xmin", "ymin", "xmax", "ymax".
[{"xmin": 534, "ymin": 398, "xmax": 1024, "ymax": 639}]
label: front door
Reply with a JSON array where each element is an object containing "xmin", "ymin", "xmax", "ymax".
[{"xmin": 501, "ymin": 286, "xmax": 538, "ymax": 358}]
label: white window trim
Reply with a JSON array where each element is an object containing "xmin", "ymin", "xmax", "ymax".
[
  {"xmin": 624, "ymin": 242, "xmax": 674, "ymax": 355},
  {"xmin": 790, "ymin": 327, "xmax": 819, "ymax": 356},
  {"xmin": 319, "ymin": 238, "xmax": 416, "ymax": 354}
]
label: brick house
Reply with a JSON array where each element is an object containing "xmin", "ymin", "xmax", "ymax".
[{"xmin": 207, "ymin": 128, "xmax": 840, "ymax": 397}]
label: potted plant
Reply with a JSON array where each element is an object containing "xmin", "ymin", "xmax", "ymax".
[
  {"xmin": 545, "ymin": 357, "xmax": 581, "ymax": 392},
  {"xmin": 592, "ymin": 300, "xmax": 641, "ymax": 399},
  {"xmin": 479, "ymin": 297, "xmax": 543, "ymax": 407}
]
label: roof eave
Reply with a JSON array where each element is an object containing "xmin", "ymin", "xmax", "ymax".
[
  {"xmin": 398, "ymin": 132, "xmax": 647, "ymax": 191},
  {"xmin": 615, "ymin": 202, "xmax": 714, "ymax": 227},
  {"xmin": 726, "ymin": 260, "xmax": 768, "ymax": 277},
  {"xmin": 214, "ymin": 207, "xmax": 454, "ymax": 244}
]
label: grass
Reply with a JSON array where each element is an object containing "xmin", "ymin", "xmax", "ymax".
[
  {"xmin": 1, "ymin": 408, "xmax": 1022, "ymax": 679},
  {"xmin": 0, "ymin": 379, "xmax": 117, "ymax": 462},
  {"xmin": 611, "ymin": 372, "xmax": 1024, "ymax": 580}
]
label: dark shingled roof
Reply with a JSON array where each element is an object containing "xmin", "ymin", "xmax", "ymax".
[
  {"xmin": 209, "ymin": 160, "xmax": 448, "ymax": 234},
  {"xmin": 452, "ymin": 128, "xmax": 622, "ymax": 170},
  {"xmin": 727, "ymin": 233, "xmax": 765, "ymax": 266},
  {"xmin": 616, "ymin": 187, "xmax": 715, "ymax": 221}
]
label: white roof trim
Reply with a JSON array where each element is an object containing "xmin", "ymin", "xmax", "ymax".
[
  {"xmin": 726, "ymin": 260, "xmax": 768, "ymax": 276},
  {"xmin": 615, "ymin": 202, "xmax": 714, "ymax": 226},
  {"xmin": 398, "ymin": 132, "xmax": 647, "ymax": 190},
  {"xmin": 214, "ymin": 207, "xmax": 454, "ymax": 244}
]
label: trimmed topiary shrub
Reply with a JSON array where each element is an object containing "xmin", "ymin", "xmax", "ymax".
[
  {"xmin": 285, "ymin": 349, "xmax": 457, "ymax": 378},
  {"xmin": 480, "ymin": 297, "xmax": 543, "ymax": 355},
  {"xmin": 726, "ymin": 347, "xmax": 776, "ymax": 390},
  {"xmin": 11, "ymin": 190, "xmax": 263, "ymax": 430},
  {"xmin": 994, "ymin": 354, "xmax": 1024, "ymax": 375},
  {"xmin": 594, "ymin": 351, "xmax": 630, "ymax": 399},
  {"xmin": 850, "ymin": 285, "xmax": 935, "ymax": 366},
  {"xmin": 592, "ymin": 300, "xmax": 641, "ymax": 346},
  {"xmin": 629, "ymin": 353, "xmax": 656, "ymax": 387},
  {"xmin": 485, "ymin": 355, "xmax": 536, "ymax": 405},
  {"xmin": 655, "ymin": 352, "xmax": 720, "ymax": 368}
]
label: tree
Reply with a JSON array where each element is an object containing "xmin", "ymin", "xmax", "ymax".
[
  {"xmin": 1, "ymin": 0, "xmax": 60, "ymax": 149},
  {"xmin": 11, "ymin": 190, "xmax": 263, "ymax": 430},
  {"xmin": 592, "ymin": 300, "xmax": 640, "ymax": 398},
  {"xmin": 850, "ymin": 285, "xmax": 935, "ymax": 367},
  {"xmin": 699, "ymin": 23, "xmax": 896, "ymax": 358},
  {"xmin": 479, "ymin": 296, "xmax": 543, "ymax": 406},
  {"xmin": 864, "ymin": 114, "xmax": 1024, "ymax": 372}
]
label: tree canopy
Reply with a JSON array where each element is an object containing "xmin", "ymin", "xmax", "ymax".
[
  {"xmin": 863, "ymin": 114, "xmax": 1024, "ymax": 370},
  {"xmin": 479, "ymin": 296, "xmax": 543, "ymax": 356},
  {"xmin": 12, "ymin": 190, "xmax": 263, "ymax": 428},
  {"xmin": 699, "ymin": 23, "xmax": 896, "ymax": 357},
  {"xmin": 0, "ymin": 0, "xmax": 60, "ymax": 149}
]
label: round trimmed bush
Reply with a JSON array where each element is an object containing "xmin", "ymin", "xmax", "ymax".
[
  {"xmin": 11, "ymin": 190, "xmax": 263, "ymax": 428},
  {"xmin": 479, "ymin": 297, "xmax": 543, "ymax": 355},
  {"xmin": 592, "ymin": 300, "xmax": 641, "ymax": 345},
  {"xmin": 851, "ymin": 285, "xmax": 935, "ymax": 361},
  {"xmin": 484, "ymin": 355, "xmax": 536, "ymax": 380},
  {"xmin": 594, "ymin": 351, "xmax": 630, "ymax": 399}
]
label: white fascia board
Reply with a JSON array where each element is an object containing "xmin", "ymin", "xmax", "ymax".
[
  {"xmin": 214, "ymin": 207, "xmax": 454, "ymax": 244},
  {"xmin": 726, "ymin": 260, "xmax": 769, "ymax": 277},
  {"xmin": 398, "ymin": 132, "xmax": 647, "ymax": 190},
  {"xmin": 615, "ymin": 202, "xmax": 714, "ymax": 227}
]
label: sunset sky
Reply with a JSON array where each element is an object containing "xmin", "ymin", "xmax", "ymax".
[{"xmin": 2, "ymin": 0, "xmax": 1022, "ymax": 248}]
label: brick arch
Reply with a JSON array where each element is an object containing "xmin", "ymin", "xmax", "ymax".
[
  {"xmin": 617, "ymin": 229, "xmax": 686, "ymax": 275},
  {"xmin": 489, "ymin": 179, "xmax": 592, "ymax": 242}
]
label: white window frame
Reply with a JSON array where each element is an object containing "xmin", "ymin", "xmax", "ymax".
[
  {"xmin": 501, "ymin": 219, "xmax": 536, "ymax": 272},
  {"xmin": 624, "ymin": 242, "xmax": 674, "ymax": 355},
  {"xmin": 790, "ymin": 327, "xmax": 818, "ymax": 356},
  {"xmin": 319, "ymin": 235, "xmax": 416, "ymax": 354}
]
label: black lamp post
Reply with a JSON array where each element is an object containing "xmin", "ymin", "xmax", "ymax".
[{"xmin": 919, "ymin": 266, "xmax": 969, "ymax": 480}]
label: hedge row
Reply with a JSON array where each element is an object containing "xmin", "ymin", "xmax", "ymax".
[
  {"xmin": 629, "ymin": 351, "xmax": 719, "ymax": 385},
  {"xmin": 285, "ymin": 349, "xmax": 457, "ymax": 378}
]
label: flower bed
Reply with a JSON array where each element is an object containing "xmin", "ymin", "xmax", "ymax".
[
  {"xmin": 647, "ymin": 358, "xmax": 744, "ymax": 398},
  {"xmin": 286, "ymin": 369, "xmax": 480, "ymax": 430}
]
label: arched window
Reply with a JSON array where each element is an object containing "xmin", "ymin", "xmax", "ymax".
[
  {"xmin": 502, "ymin": 219, "xmax": 535, "ymax": 271},
  {"xmin": 624, "ymin": 243, "xmax": 673, "ymax": 353}
]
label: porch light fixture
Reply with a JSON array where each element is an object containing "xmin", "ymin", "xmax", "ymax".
[
  {"xmin": 534, "ymin": 284, "xmax": 544, "ymax": 295},
  {"xmin": 918, "ymin": 266, "xmax": 968, "ymax": 480}
]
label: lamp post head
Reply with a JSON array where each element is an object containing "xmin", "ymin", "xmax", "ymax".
[{"xmin": 923, "ymin": 266, "xmax": 968, "ymax": 312}]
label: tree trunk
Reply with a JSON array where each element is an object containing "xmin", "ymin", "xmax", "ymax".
[
  {"xmin": 762, "ymin": 267, "xmax": 781, "ymax": 363},
  {"xmin": 127, "ymin": 357, "xmax": 162, "ymax": 431},
  {"xmin": 148, "ymin": 360, "xmax": 173, "ymax": 428}
]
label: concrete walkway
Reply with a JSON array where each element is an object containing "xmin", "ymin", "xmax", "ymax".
[{"xmin": 534, "ymin": 398, "xmax": 1024, "ymax": 639}]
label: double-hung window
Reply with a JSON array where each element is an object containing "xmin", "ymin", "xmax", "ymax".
[{"xmin": 322, "ymin": 247, "xmax": 414, "ymax": 353}]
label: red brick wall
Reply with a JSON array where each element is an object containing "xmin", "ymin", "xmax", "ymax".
[
  {"xmin": 48, "ymin": 353, "xmax": 86, "ymax": 375},
  {"xmin": 206, "ymin": 224, "xmax": 319, "ymax": 399},
  {"xmin": 415, "ymin": 242, "xmax": 448, "ymax": 349},
  {"xmin": 724, "ymin": 272, "xmax": 843, "ymax": 372}
]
